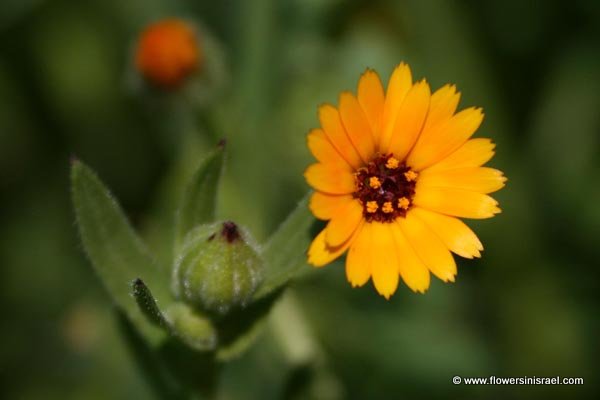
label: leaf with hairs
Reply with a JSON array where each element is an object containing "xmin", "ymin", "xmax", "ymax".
[{"xmin": 71, "ymin": 160, "xmax": 171, "ymax": 343}]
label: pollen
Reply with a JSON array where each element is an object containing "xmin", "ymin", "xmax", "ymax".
[
  {"xmin": 385, "ymin": 157, "xmax": 400, "ymax": 169},
  {"xmin": 369, "ymin": 176, "xmax": 382, "ymax": 189},
  {"xmin": 382, "ymin": 202, "xmax": 394, "ymax": 214},
  {"xmin": 353, "ymin": 154, "xmax": 417, "ymax": 222},
  {"xmin": 366, "ymin": 201, "xmax": 379, "ymax": 213},
  {"xmin": 404, "ymin": 170, "xmax": 418, "ymax": 182},
  {"xmin": 398, "ymin": 197, "xmax": 410, "ymax": 210}
]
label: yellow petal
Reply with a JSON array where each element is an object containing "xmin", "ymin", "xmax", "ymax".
[
  {"xmin": 413, "ymin": 186, "xmax": 501, "ymax": 219},
  {"xmin": 411, "ymin": 208, "xmax": 483, "ymax": 259},
  {"xmin": 307, "ymin": 128, "xmax": 352, "ymax": 170},
  {"xmin": 326, "ymin": 199, "xmax": 364, "ymax": 247},
  {"xmin": 309, "ymin": 192, "xmax": 353, "ymax": 221},
  {"xmin": 345, "ymin": 222, "xmax": 371, "ymax": 287},
  {"xmin": 417, "ymin": 167, "xmax": 507, "ymax": 194},
  {"xmin": 339, "ymin": 91, "xmax": 376, "ymax": 163},
  {"xmin": 357, "ymin": 69, "xmax": 385, "ymax": 142},
  {"xmin": 308, "ymin": 226, "xmax": 355, "ymax": 267},
  {"xmin": 389, "ymin": 222, "xmax": 430, "ymax": 293},
  {"xmin": 380, "ymin": 63, "xmax": 413, "ymax": 151},
  {"xmin": 407, "ymin": 107, "xmax": 484, "ymax": 171},
  {"xmin": 304, "ymin": 163, "xmax": 356, "ymax": 194},
  {"xmin": 423, "ymin": 138, "xmax": 496, "ymax": 173},
  {"xmin": 397, "ymin": 212, "xmax": 457, "ymax": 283},
  {"xmin": 421, "ymin": 84, "xmax": 460, "ymax": 134},
  {"xmin": 385, "ymin": 80, "xmax": 431, "ymax": 161},
  {"xmin": 370, "ymin": 223, "xmax": 400, "ymax": 299},
  {"xmin": 319, "ymin": 104, "xmax": 363, "ymax": 169}
]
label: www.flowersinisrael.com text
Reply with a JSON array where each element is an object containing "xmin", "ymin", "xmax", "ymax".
[{"xmin": 452, "ymin": 375, "xmax": 584, "ymax": 385}]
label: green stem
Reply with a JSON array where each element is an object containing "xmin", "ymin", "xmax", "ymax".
[
  {"xmin": 269, "ymin": 291, "xmax": 343, "ymax": 398},
  {"xmin": 116, "ymin": 311, "xmax": 188, "ymax": 400},
  {"xmin": 269, "ymin": 291, "xmax": 323, "ymax": 367}
]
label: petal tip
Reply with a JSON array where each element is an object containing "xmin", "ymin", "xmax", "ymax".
[
  {"xmin": 362, "ymin": 67, "xmax": 376, "ymax": 75},
  {"xmin": 393, "ymin": 62, "xmax": 412, "ymax": 76},
  {"xmin": 302, "ymin": 167, "xmax": 310, "ymax": 180},
  {"xmin": 317, "ymin": 103, "xmax": 336, "ymax": 118},
  {"xmin": 348, "ymin": 276, "xmax": 369, "ymax": 288},
  {"xmin": 338, "ymin": 91, "xmax": 354, "ymax": 105},
  {"xmin": 377, "ymin": 289, "xmax": 395, "ymax": 300},
  {"xmin": 373, "ymin": 277, "xmax": 399, "ymax": 299},
  {"xmin": 413, "ymin": 286, "xmax": 429, "ymax": 294},
  {"xmin": 306, "ymin": 252, "xmax": 323, "ymax": 267}
]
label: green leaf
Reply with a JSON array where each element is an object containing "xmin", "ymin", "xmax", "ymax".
[
  {"xmin": 253, "ymin": 193, "xmax": 314, "ymax": 300},
  {"xmin": 175, "ymin": 142, "xmax": 226, "ymax": 248},
  {"xmin": 133, "ymin": 279, "xmax": 218, "ymax": 353},
  {"xmin": 71, "ymin": 160, "xmax": 171, "ymax": 344},
  {"xmin": 132, "ymin": 278, "xmax": 170, "ymax": 329}
]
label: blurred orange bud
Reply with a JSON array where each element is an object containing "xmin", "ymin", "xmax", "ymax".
[{"xmin": 135, "ymin": 19, "xmax": 200, "ymax": 88}]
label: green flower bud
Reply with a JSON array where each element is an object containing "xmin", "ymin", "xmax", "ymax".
[{"xmin": 172, "ymin": 221, "xmax": 263, "ymax": 315}]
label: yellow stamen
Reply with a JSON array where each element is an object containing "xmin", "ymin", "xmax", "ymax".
[
  {"xmin": 382, "ymin": 201, "xmax": 394, "ymax": 214},
  {"xmin": 397, "ymin": 197, "xmax": 410, "ymax": 210},
  {"xmin": 404, "ymin": 170, "xmax": 418, "ymax": 182},
  {"xmin": 385, "ymin": 157, "xmax": 399, "ymax": 169},
  {"xmin": 369, "ymin": 176, "xmax": 382, "ymax": 189},
  {"xmin": 366, "ymin": 201, "xmax": 379, "ymax": 213}
]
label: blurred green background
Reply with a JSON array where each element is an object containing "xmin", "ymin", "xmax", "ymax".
[{"xmin": 1, "ymin": 0, "xmax": 598, "ymax": 399}]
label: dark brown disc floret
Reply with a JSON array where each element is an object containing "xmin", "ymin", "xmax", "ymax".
[{"xmin": 353, "ymin": 154, "xmax": 418, "ymax": 223}]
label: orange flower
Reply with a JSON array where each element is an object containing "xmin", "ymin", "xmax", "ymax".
[
  {"xmin": 136, "ymin": 19, "xmax": 200, "ymax": 88},
  {"xmin": 305, "ymin": 63, "xmax": 506, "ymax": 298}
]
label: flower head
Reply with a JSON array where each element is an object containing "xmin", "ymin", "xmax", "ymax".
[
  {"xmin": 135, "ymin": 19, "xmax": 200, "ymax": 88},
  {"xmin": 304, "ymin": 63, "xmax": 506, "ymax": 298}
]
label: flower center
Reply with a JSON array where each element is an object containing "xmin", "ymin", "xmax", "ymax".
[{"xmin": 353, "ymin": 154, "xmax": 417, "ymax": 223}]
